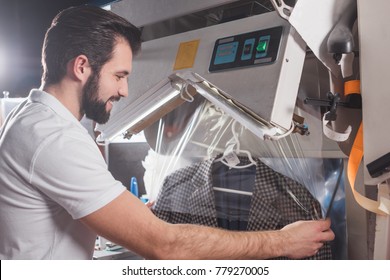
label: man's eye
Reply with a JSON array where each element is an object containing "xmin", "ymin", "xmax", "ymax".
[{"xmin": 116, "ymin": 75, "xmax": 124, "ymax": 80}]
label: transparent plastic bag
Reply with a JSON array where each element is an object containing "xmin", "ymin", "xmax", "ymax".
[{"xmin": 141, "ymin": 99, "xmax": 342, "ymax": 259}]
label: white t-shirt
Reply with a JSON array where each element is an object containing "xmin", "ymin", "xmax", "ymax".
[{"xmin": 0, "ymin": 89, "xmax": 125, "ymax": 259}]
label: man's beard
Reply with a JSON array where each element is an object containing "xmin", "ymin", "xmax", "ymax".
[{"xmin": 81, "ymin": 72, "xmax": 111, "ymax": 124}]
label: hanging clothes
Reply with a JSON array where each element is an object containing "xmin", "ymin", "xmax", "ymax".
[
  {"xmin": 212, "ymin": 160, "xmax": 256, "ymax": 231},
  {"xmin": 152, "ymin": 156, "xmax": 332, "ymax": 260}
]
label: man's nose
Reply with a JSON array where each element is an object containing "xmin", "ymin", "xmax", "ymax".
[{"xmin": 118, "ymin": 79, "xmax": 129, "ymax": 97}]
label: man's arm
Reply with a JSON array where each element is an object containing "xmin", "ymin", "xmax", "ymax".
[{"xmin": 80, "ymin": 191, "xmax": 334, "ymax": 259}]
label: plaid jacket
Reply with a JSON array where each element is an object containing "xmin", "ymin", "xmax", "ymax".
[{"xmin": 153, "ymin": 156, "xmax": 333, "ymax": 260}]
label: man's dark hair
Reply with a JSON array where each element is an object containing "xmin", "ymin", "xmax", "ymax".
[{"xmin": 41, "ymin": 5, "xmax": 141, "ymax": 85}]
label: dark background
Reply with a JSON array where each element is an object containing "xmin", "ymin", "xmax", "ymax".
[{"xmin": 0, "ymin": 0, "xmax": 115, "ymax": 98}]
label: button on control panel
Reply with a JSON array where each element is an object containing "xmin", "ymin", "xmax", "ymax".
[{"xmin": 255, "ymin": 35, "xmax": 270, "ymax": 58}]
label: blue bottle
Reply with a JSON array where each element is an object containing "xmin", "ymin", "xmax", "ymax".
[{"xmin": 130, "ymin": 176, "xmax": 139, "ymax": 198}]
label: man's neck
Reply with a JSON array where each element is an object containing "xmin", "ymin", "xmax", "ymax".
[{"xmin": 41, "ymin": 80, "xmax": 83, "ymax": 121}]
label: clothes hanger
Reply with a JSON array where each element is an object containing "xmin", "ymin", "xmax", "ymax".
[
  {"xmin": 212, "ymin": 186, "xmax": 253, "ymax": 196},
  {"xmin": 214, "ymin": 120, "xmax": 257, "ymax": 169},
  {"xmin": 212, "ymin": 121, "xmax": 257, "ymax": 196}
]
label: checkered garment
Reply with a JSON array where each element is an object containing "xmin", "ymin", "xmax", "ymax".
[{"xmin": 153, "ymin": 157, "xmax": 333, "ymax": 259}]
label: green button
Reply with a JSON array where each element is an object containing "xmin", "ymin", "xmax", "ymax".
[{"xmin": 256, "ymin": 41, "xmax": 267, "ymax": 52}]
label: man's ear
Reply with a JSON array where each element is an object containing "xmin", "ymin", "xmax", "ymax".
[{"xmin": 72, "ymin": 55, "xmax": 91, "ymax": 83}]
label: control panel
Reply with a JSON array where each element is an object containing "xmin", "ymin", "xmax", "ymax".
[{"xmin": 209, "ymin": 26, "xmax": 283, "ymax": 72}]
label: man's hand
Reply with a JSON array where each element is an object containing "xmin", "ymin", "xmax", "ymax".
[
  {"xmin": 280, "ymin": 218, "xmax": 335, "ymax": 259},
  {"xmin": 145, "ymin": 200, "xmax": 154, "ymax": 209}
]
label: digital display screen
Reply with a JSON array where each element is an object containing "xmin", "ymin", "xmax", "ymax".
[{"xmin": 214, "ymin": 42, "xmax": 239, "ymax": 65}]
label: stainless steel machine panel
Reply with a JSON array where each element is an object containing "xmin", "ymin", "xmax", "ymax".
[
  {"xmin": 111, "ymin": 0, "xmax": 236, "ymax": 27},
  {"xmin": 102, "ymin": 11, "xmax": 306, "ymax": 133}
]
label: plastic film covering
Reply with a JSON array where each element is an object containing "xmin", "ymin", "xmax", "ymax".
[{"xmin": 142, "ymin": 98, "xmax": 343, "ymax": 259}]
